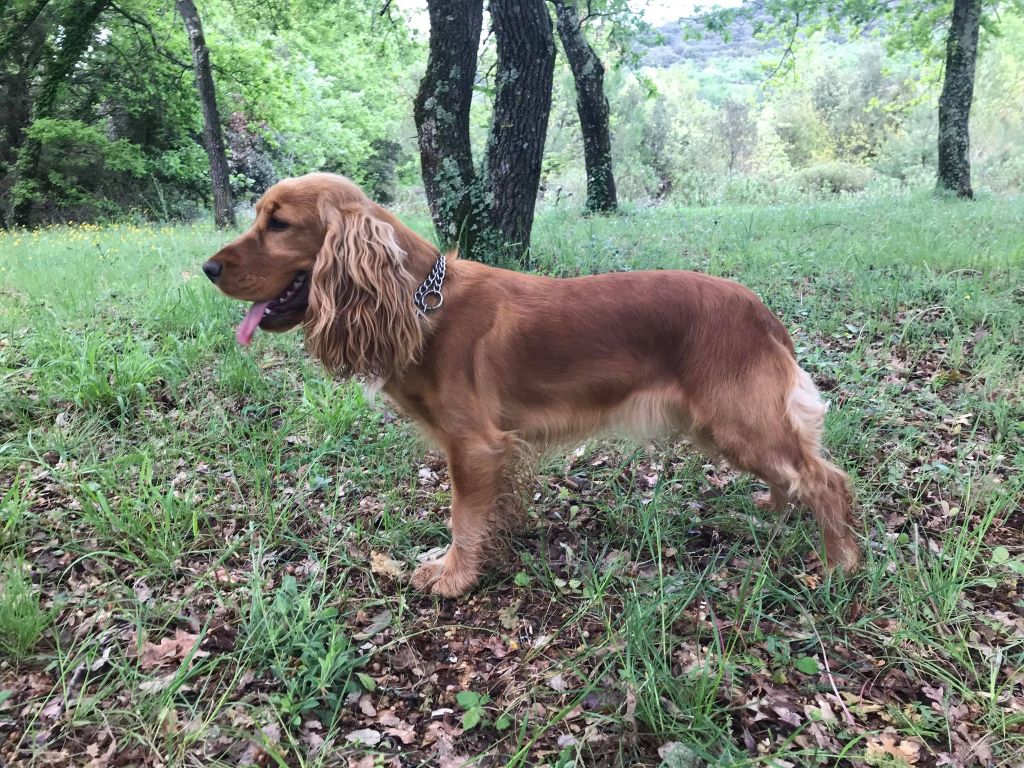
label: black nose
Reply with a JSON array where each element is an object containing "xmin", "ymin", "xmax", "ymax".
[{"xmin": 202, "ymin": 260, "xmax": 222, "ymax": 281}]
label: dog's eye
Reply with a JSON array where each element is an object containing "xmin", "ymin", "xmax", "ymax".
[{"xmin": 267, "ymin": 216, "xmax": 289, "ymax": 232}]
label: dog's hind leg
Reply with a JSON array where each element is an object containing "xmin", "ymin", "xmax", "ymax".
[
  {"xmin": 698, "ymin": 361, "xmax": 861, "ymax": 572},
  {"xmin": 780, "ymin": 365, "xmax": 860, "ymax": 571},
  {"xmin": 411, "ymin": 427, "xmax": 514, "ymax": 597},
  {"xmin": 756, "ymin": 485, "xmax": 791, "ymax": 514}
]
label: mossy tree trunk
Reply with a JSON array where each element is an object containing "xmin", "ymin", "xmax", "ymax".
[
  {"xmin": 551, "ymin": 0, "xmax": 616, "ymax": 214},
  {"xmin": 177, "ymin": 0, "xmax": 235, "ymax": 228},
  {"xmin": 413, "ymin": 0, "xmax": 484, "ymax": 255},
  {"xmin": 482, "ymin": 0, "xmax": 556, "ymax": 263},
  {"xmin": 414, "ymin": 0, "xmax": 555, "ymax": 267},
  {"xmin": 936, "ymin": 0, "xmax": 982, "ymax": 199}
]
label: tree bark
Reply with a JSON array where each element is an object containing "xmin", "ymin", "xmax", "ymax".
[
  {"xmin": 413, "ymin": 0, "xmax": 483, "ymax": 253},
  {"xmin": 551, "ymin": 0, "xmax": 616, "ymax": 213},
  {"xmin": 176, "ymin": 0, "xmax": 235, "ymax": 227},
  {"xmin": 936, "ymin": 0, "xmax": 981, "ymax": 199},
  {"xmin": 482, "ymin": 0, "xmax": 556, "ymax": 263}
]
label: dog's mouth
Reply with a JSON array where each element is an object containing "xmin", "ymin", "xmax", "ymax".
[{"xmin": 236, "ymin": 271, "xmax": 310, "ymax": 346}]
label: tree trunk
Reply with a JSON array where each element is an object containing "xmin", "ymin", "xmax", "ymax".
[
  {"xmin": 176, "ymin": 0, "xmax": 235, "ymax": 227},
  {"xmin": 483, "ymin": 0, "xmax": 556, "ymax": 264},
  {"xmin": 413, "ymin": 0, "xmax": 483, "ymax": 254},
  {"xmin": 0, "ymin": 0, "xmax": 51, "ymax": 66},
  {"xmin": 11, "ymin": 0, "xmax": 108, "ymax": 226},
  {"xmin": 936, "ymin": 0, "xmax": 981, "ymax": 199},
  {"xmin": 551, "ymin": 0, "xmax": 616, "ymax": 214}
]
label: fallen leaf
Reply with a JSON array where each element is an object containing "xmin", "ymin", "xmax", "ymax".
[
  {"xmin": 865, "ymin": 731, "xmax": 921, "ymax": 766},
  {"xmin": 138, "ymin": 672, "xmax": 177, "ymax": 694},
  {"xmin": 378, "ymin": 708, "xmax": 415, "ymax": 745},
  {"xmin": 384, "ymin": 721, "xmax": 416, "ymax": 745},
  {"xmin": 139, "ymin": 629, "xmax": 203, "ymax": 671},
  {"xmin": 548, "ymin": 674, "xmax": 570, "ymax": 692},
  {"xmin": 498, "ymin": 600, "xmax": 521, "ymax": 630},
  {"xmin": 358, "ymin": 694, "xmax": 376, "ymax": 717},
  {"xmin": 238, "ymin": 721, "xmax": 282, "ymax": 766},
  {"xmin": 418, "ymin": 545, "xmax": 448, "ymax": 562},
  {"xmin": 84, "ymin": 733, "xmax": 116, "ymax": 768},
  {"xmin": 300, "ymin": 733, "xmax": 323, "ymax": 757},
  {"xmin": 345, "ymin": 728, "xmax": 381, "ymax": 747},
  {"xmin": 659, "ymin": 741, "xmax": 701, "ymax": 767},
  {"xmin": 370, "ymin": 551, "xmax": 405, "ymax": 580},
  {"xmin": 353, "ymin": 609, "xmax": 392, "ymax": 640}
]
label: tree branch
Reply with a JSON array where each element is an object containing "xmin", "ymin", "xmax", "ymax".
[
  {"xmin": 109, "ymin": 1, "xmax": 203, "ymax": 72},
  {"xmin": 764, "ymin": 9, "xmax": 800, "ymax": 82}
]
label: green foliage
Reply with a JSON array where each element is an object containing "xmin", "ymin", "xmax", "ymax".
[
  {"xmin": 244, "ymin": 572, "xmax": 364, "ymax": 729},
  {"xmin": 0, "ymin": 0, "xmax": 420, "ymax": 225},
  {"xmin": 793, "ymin": 161, "xmax": 872, "ymax": 194},
  {"xmin": 2, "ymin": 0, "xmax": 1022, "ymax": 227},
  {"xmin": 456, "ymin": 689, "xmax": 492, "ymax": 730},
  {"xmin": 0, "ymin": 556, "xmax": 52, "ymax": 659},
  {"xmin": 13, "ymin": 119, "xmax": 147, "ymax": 220},
  {"xmin": 542, "ymin": 10, "xmax": 1024, "ymax": 208}
]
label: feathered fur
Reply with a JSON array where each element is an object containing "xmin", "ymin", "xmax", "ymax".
[{"xmin": 305, "ymin": 194, "xmax": 424, "ymax": 378}]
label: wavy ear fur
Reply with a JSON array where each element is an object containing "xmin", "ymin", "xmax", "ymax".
[{"xmin": 305, "ymin": 199, "xmax": 424, "ymax": 378}]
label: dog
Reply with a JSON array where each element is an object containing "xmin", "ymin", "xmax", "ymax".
[{"xmin": 202, "ymin": 172, "xmax": 860, "ymax": 596}]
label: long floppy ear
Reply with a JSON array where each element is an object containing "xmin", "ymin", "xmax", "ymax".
[{"xmin": 304, "ymin": 199, "xmax": 424, "ymax": 378}]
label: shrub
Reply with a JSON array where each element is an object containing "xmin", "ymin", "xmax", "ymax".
[
  {"xmin": 226, "ymin": 112, "xmax": 278, "ymax": 199},
  {"xmin": 792, "ymin": 161, "xmax": 872, "ymax": 195},
  {"xmin": 363, "ymin": 138, "xmax": 406, "ymax": 205},
  {"xmin": 149, "ymin": 142, "xmax": 212, "ymax": 220},
  {"xmin": 15, "ymin": 119, "xmax": 147, "ymax": 223}
]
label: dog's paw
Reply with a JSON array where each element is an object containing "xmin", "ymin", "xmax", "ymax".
[
  {"xmin": 411, "ymin": 560, "xmax": 444, "ymax": 591},
  {"xmin": 411, "ymin": 559, "xmax": 477, "ymax": 597},
  {"xmin": 829, "ymin": 539, "xmax": 862, "ymax": 574}
]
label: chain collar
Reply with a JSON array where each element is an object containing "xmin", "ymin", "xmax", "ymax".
[{"xmin": 413, "ymin": 252, "xmax": 446, "ymax": 315}]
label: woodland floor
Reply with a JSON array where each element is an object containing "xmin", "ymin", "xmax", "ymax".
[{"xmin": 1, "ymin": 193, "xmax": 1022, "ymax": 767}]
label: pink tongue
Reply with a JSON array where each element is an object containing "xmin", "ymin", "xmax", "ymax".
[{"xmin": 236, "ymin": 301, "xmax": 271, "ymax": 346}]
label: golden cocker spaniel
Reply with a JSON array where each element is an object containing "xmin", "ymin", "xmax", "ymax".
[{"xmin": 203, "ymin": 173, "xmax": 860, "ymax": 596}]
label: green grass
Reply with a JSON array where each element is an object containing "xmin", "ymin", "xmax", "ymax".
[{"xmin": 1, "ymin": 193, "xmax": 1022, "ymax": 766}]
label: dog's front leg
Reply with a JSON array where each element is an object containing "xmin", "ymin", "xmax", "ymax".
[{"xmin": 411, "ymin": 434, "xmax": 504, "ymax": 597}]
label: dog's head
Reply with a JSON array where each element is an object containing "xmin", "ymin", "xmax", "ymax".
[{"xmin": 204, "ymin": 173, "xmax": 424, "ymax": 378}]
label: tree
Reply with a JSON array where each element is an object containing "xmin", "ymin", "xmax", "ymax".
[
  {"xmin": 483, "ymin": 0, "xmax": 556, "ymax": 255},
  {"xmin": 1, "ymin": 0, "xmax": 415, "ymax": 226},
  {"xmin": 0, "ymin": 0, "xmax": 50, "ymax": 65},
  {"xmin": 414, "ymin": 0, "xmax": 555, "ymax": 265},
  {"xmin": 719, "ymin": 99, "xmax": 756, "ymax": 173},
  {"xmin": 551, "ymin": 0, "xmax": 617, "ymax": 213},
  {"xmin": 413, "ymin": 0, "xmax": 483, "ymax": 254},
  {"xmin": 937, "ymin": 0, "xmax": 982, "ymax": 197},
  {"xmin": 176, "ymin": 0, "xmax": 235, "ymax": 228}
]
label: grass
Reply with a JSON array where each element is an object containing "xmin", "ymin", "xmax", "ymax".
[{"xmin": 0, "ymin": 193, "xmax": 1022, "ymax": 766}]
